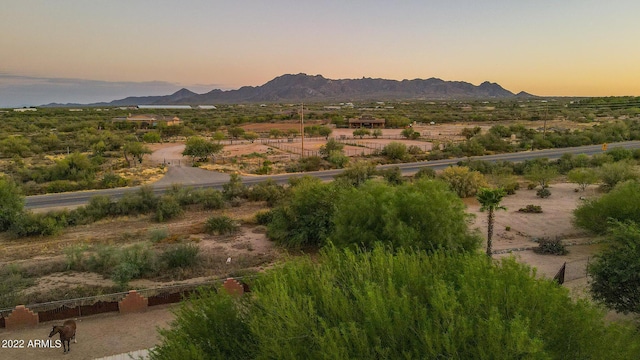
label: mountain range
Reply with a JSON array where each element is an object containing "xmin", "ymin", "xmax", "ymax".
[{"xmin": 49, "ymin": 74, "xmax": 535, "ymax": 106}]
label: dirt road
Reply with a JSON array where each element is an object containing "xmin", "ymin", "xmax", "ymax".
[{"xmin": 0, "ymin": 305, "xmax": 175, "ymax": 360}]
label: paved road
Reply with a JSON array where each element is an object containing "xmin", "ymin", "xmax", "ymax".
[{"xmin": 24, "ymin": 141, "xmax": 640, "ymax": 210}]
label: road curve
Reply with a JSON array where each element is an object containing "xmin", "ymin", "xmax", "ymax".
[{"xmin": 25, "ymin": 141, "xmax": 640, "ymax": 210}]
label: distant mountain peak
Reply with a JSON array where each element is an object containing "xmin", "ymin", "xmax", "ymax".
[{"xmin": 79, "ymin": 74, "xmax": 531, "ymax": 106}]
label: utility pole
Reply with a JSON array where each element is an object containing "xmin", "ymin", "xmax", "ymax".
[
  {"xmin": 543, "ymin": 102, "xmax": 548, "ymax": 140},
  {"xmin": 300, "ymin": 103, "xmax": 304, "ymax": 158}
]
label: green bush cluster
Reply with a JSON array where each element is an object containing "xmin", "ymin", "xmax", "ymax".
[
  {"xmin": 205, "ymin": 215, "xmax": 239, "ymax": 235},
  {"xmin": 574, "ymin": 180, "xmax": 640, "ymax": 234},
  {"xmin": 518, "ymin": 205, "xmax": 543, "ymax": 213},
  {"xmin": 534, "ymin": 237, "xmax": 568, "ymax": 255},
  {"xmin": 151, "ymin": 246, "xmax": 640, "ymax": 359}
]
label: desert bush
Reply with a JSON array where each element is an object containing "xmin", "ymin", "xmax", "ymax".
[
  {"xmin": 0, "ymin": 176, "xmax": 24, "ymax": 232},
  {"xmin": 205, "ymin": 215, "xmax": 239, "ymax": 235},
  {"xmin": 534, "ymin": 237, "xmax": 568, "ymax": 255},
  {"xmin": 334, "ymin": 161, "xmax": 377, "ymax": 187},
  {"xmin": 254, "ymin": 210, "xmax": 273, "ymax": 225},
  {"xmin": 161, "ymin": 244, "xmax": 200, "ymax": 269},
  {"xmin": 588, "ymin": 221, "xmax": 640, "ymax": 314},
  {"xmin": 326, "ymin": 150, "xmax": 349, "ymax": 169},
  {"xmin": 0, "ymin": 265, "xmax": 35, "ymax": 309},
  {"xmin": 606, "ymin": 147, "xmax": 633, "ymax": 162},
  {"xmin": 222, "ymin": 173, "xmax": 248, "ymax": 200},
  {"xmin": 111, "ymin": 262, "xmax": 141, "ymax": 288},
  {"xmin": 331, "ymin": 180, "xmax": 480, "ymax": 253},
  {"xmin": 574, "ymin": 180, "xmax": 640, "ymax": 234},
  {"xmin": 378, "ymin": 166, "xmax": 404, "ymax": 185},
  {"xmin": 85, "ymin": 245, "xmax": 118, "ymax": 274},
  {"xmin": 152, "ymin": 246, "xmax": 640, "ymax": 359},
  {"xmin": 100, "ymin": 173, "xmax": 130, "ymax": 189},
  {"xmin": 247, "ymin": 179, "xmax": 286, "ymax": 206},
  {"xmin": 64, "ymin": 244, "xmax": 88, "ymax": 271},
  {"xmin": 198, "ymin": 188, "xmax": 225, "ymax": 210},
  {"xmin": 10, "ymin": 212, "xmax": 63, "ymax": 237},
  {"xmin": 154, "ymin": 195, "xmax": 184, "ymax": 222},
  {"xmin": 438, "ymin": 166, "xmax": 487, "ymax": 198},
  {"xmin": 519, "ymin": 205, "xmax": 543, "ymax": 213},
  {"xmin": 167, "ymin": 184, "xmax": 198, "ymax": 206},
  {"xmin": 381, "ymin": 141, "xmax": 407, "ymax": 161},
  {"xmin": 116, "ymin": 186, "xmax": 158, "ymax": 216},
  {"xmin": 414, "ymin": 167, "xmax": 436, "ymax": 179},
  {"xmin": 536, "ymin": 187, "xmax": 551, "ymax": 198},
  {"xmin": 118, "ymin": 243, "xmax": 157, "ymax": 278},
  {"xmin": 268, "ymin": 177, "xmax": 342, "ymax": 248},
  {"xmin": 82, "ymin": 195, "xmax": 116, "ymax": 221},
  {"xmin": 148, "ymin": 227, "xmax": 170, "ymax": 243},
  {"xmin": 598, "ymin": 160, "xmax": 638, "ymax": 191}
]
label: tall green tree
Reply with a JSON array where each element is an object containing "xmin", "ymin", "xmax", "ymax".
[
  {"xmin": 477, "ymin": 187, "xmax": 507, "ymax": 256},
  {"xmin": 588, "ymin": 221, "xmax": 640, "ymax": 314},
  {"xmin": 182, "ymin": 136, "xmax": 223, "ymax": 163},
  {"xmin": 331, "ymin": 180, "xmax": 480, "ymax": 253},
  {"xmin": 152, "ymin": 246, "xmax": 640, "ymax": 360},
  {"xmin": 0, "ymin": 177, "xmax": 24, "ymax": 232},
  {"xmin": 123, "ymin": 141, "xmax": 151, "ymax": 167}
]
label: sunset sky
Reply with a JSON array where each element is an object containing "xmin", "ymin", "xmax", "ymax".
[{"xmin": 2, "ymin": 0, "xmax": 640, "ymax": 107}]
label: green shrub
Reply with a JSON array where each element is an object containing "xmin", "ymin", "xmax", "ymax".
[
  {"xmin": 100, "ymin": 173, "xmax": 130, "ymax": 189},
  {"xmin": 111, "ymin": 262, "xmax": 141, "ymax": 288},
  {"xmin": 247, "ymin": 179, "xmax": 286, "ymax": 206},
  {"xmin": 267, "ymin": 178, "xmax": 342, "ymax": 248},
  {"xmin": 536, "ymin": 187, "xmax": 551, "ymax": 198},
  {"xmin": 119, "ymin": 243, "xmax": 157, "ymax": 277},
  {"xmin": 222, "ymin": 173, "xmax": 248, "ymax": 200},
  {"xmin": 334, "ymin": 161, "xmax": 377, "ymax": 187},
  {"xmin": 519, "ymin": 205, "xmax": 543, "ymax": 213},
  {"xmin": 64, "ymin": 244, "xmax": 88, "ymax": 271},
  {"xmin": 588, "ymin": 221, "xmax": 640, "ymax": 314},
  {"xmin": 149, "ymin": 227, "xmax": 170, "ymax": 243},
  {"xmin": 205, "ymin": 215, "xmax": 239, "ymax": 235},
  {"xmin": 381, "ymin": 141, "xmax": 407, "ymax": 161},
  {"xmin": 378, "ymin": 166, "xmax": 404, "ymax": 185},
  {"xmin": 83, "ymin": 195, "xmax": 116, "ymax": 221},
  {"xmin": 85, "ymin": 245, "xmax": 117, "ymax": 274},
  {"xmin": 116, "ymin": 186, "xmax": 159, "ymax": 216},
  {"xmin": 161, "ymin": 244, "xmax": 200, "ymax": 269},
  {"xmin": 154, "ymin": 195, "xmax": 184, "ymax": 222},
  {"xmin": 534, "ymin": 237, "xmax": 568, "ymax": 255},
  {"xmin": 152, "ymin": 246, "xmax": 640, "ymax": 359},
  {"xmin": 10, "ymin": 212, "xmax": 64, "ymax": 237},
  {"xmin": 438, "ymin": 166, "xmax": 488, "ymax": 198},
  {"xmin": 255, "ymin": 210, "xmax": 273, "ymax": 225},
  {"xmin": 331, "ymin": 180, "xmax": 480, "ymax": 253},
  {"xmin": 414, "ymin": 167, "xmax": 436, "ymax": 179},
  {"xmin": 198, "ymin": 188, "xmax": 225, "ymax": 210},
  {"xmin": 574, "ymin": 180, "xmax": 640, "ymax": 234}
]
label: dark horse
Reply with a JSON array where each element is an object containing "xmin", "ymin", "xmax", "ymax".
[{"xmin": 48, "ymin": 319, "xmax": 77, "ymax": 354}]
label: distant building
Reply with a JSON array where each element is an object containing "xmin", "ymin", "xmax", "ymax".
[
  {"xmin": 348, "ymin": 114, "xmax": 385, "ymax": 129},
  {"xmin": 112, "ymin": 114, "xmax": 182, "ymax": 127},
  {"xmin": 137, "ymin": 105, "xmax": 192, "ymax": 110},
  {"xmin": 197, "ymin": 105, "xmax": 217, "ymax": 110},
  {"xmin": 13, "ymin": 108, "xmax": 37, "ymax": 112}
]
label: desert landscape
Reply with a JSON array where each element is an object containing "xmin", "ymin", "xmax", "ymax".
[{"xmin": 0, "ymin": 151, "xmax": 628, "ymax": 359}]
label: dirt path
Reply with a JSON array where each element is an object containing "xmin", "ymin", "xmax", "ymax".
[{"xmin": 0, "ymin": 305, "xmax": 175, "ymax": 360}]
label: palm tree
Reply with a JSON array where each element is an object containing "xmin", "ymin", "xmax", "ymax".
[{"xmin": 477, "ymin": 188, "xmax": 507, "ymax": 256}]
